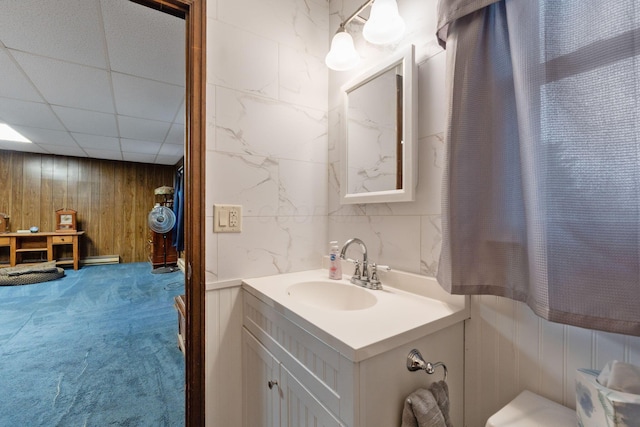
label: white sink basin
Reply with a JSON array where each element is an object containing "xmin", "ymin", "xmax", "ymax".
[
  {"xmin": 286, "ymin": 280, "xmax": 377, "ymax": 311},
  {"xmin": 243, "ymin": 269, "xmax": 470, "ymax": 361}
]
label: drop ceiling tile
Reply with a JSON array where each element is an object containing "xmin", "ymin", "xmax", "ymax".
[
  {"xmin": 0, "ymin": 98, "xmax": 64, "ymax": 130},
  {"xmin": 112, "ymin": 73, "xmax": 184, "ymax": 122},
  {"xmin": 83, "ymin": 148, "xmax": 123, "ymax": 161},
  {"xmin": 0, "ymin": 140, "xmax": 48, "ymax": 153},
  {"xmin": 155, "ymin": 155, "xmax": 181, "ymax": 165},
  {"xmin": 100, "ymin": 0, "xmax": 185, "ymax": 85},
  {"xmin": 12, "ymin": 51, "xmax": 114, "ymax": 114},
  {"xmin": 0, "ymin": 48, "xmax": 42, "ymax": 102},
  {"xmin": 120, "ymin": 139, "xmax": 162, "ymax": 155},
  {"xmin": 118, "ymin": 116, "xmax": 171, "ymax": 142},
  {"xmin": 122, "ymin": 152, "xmax": 157, "ymax": 164},
  {"xmin": 174, "ymin": 99, "xmax": 186, "ymax": 125},
  {"xmin": 39, "ymin": 144, "xmax": 88, "ymax": 158},
  {"xmin": 12, "ymin": 126, "xmax": 78, "ymax": 146},
  {"xmin": 52, "ymin": 106, "xmax": 118, "ymax": 136},
  {"xmin": 165, "ymin": 123, "xmax": 185, "ymax": 144},
  {"xmin": 0, "ymin": 0, "xmax": 186, "ymax": 165},
  {"xmin": 158, "ymin": 142, "xmax": 184, "ymax": 157},
  {"xmin": 72, "ymin": 133, "xmax": 120, "ymax": 150},
  {"xmin": 0, "ymin": 0, "xmax": 107, "ymax": 68}
]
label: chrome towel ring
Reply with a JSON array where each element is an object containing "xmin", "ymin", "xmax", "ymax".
[{"xmin": 406, "ymin": 348, "xmax": 448, "ymax": 382}]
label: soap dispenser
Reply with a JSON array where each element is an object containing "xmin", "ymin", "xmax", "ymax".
[{"xmin": 329, "ymin": 241, "xmax": 342, "ymax": 280}]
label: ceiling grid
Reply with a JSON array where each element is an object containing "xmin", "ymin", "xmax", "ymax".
[{"xmin": 0, "ymin": 0, "xmax": 185, "ymax": 165}]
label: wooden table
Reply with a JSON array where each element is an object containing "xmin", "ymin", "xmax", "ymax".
[{"xmin": 0, "ymin": 231, "xmax": 85, "ymax": 270}]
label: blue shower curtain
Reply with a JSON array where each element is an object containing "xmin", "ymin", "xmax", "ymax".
[{"xmin": 172, "ymin": 167, "xmax": 184, "ymax": 252}]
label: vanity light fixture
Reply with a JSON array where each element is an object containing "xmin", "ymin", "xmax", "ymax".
[
  {"xmin": 362, "ymin": 0, "xmax": 406, "ymax": 45},
  {"xmin": 325, "ymin": 25, "xmax": 361, "ymax": 71},
  {"xmin": 325, "ymin": 0, "xmax": 406, "ymax": 71},
  {"xmin": 0, "ymin": 123, "xmax": 31, "ymax": 143}
]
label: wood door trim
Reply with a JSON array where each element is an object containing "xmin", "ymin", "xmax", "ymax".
[
  {"xmin": 128, "ymin": 0, "xmax": 187, "ymax": 18},
  {"xmin": 184, "ymin": 1, "xmax": 206, "ymax": 425},
  {"xmin": 130, "ymin": 0, "xmax": 206, "ymax": 425}
]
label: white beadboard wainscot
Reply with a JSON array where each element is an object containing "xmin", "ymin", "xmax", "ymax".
[{"xmin": 464, "ymin": 294, "xmax": 640, "ymax": 426}]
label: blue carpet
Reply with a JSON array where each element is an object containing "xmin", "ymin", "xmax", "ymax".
[{"xmin": 0, "ymin": 263, "xmax": 185, "ymax": 426}]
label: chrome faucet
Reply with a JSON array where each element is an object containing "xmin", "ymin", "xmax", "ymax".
[
  {"xmin": 339, "ymin": 238, "xmax": 369, "ymax": 287},
  {"xmin": 339, "ymin": 238, "xmax": 389, "ymax": 290}
]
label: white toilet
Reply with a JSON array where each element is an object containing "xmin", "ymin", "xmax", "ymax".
[{"xmin": 485, "ymin": 390, "xmax": 575, "ymax": 427}]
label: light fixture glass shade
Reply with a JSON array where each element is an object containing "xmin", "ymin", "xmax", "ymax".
[
  {"xmin": 363, "ymin": 0, "xmax": 406, "ymax": 45},
  {"xmin": 325, "ymin": 31, "xmax": 360, "ymax": 71}
]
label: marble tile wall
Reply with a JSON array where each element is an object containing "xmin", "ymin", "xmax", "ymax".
[
  {"xmin": 205, "ymin": 1, "xmax": 329, "ymax": 425},
  {"xmin": 206, "ymin": 0, "xmax": 330, "ymax": 284}
]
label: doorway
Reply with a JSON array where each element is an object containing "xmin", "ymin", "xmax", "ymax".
[
  {"xmin": 129, "ymin": 1, "xmax": 206, "ymax": 425},
  {"xmin": 0, "ymin": 0, "xmax": 206, "ymax": 424}
]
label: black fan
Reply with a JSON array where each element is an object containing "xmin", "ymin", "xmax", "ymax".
[{"xmin": 148, "ymin": 205, "xmax": 177, "ymax": 274}]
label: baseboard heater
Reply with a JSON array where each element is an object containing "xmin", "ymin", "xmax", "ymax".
[{"xmin": 80, "ymin": 255, "xmax": 120, "ymax": 266}]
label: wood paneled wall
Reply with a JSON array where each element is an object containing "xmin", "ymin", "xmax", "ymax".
[{"xmin": 0, "ymin": 150, "xmax": 176, "ymax": 263}]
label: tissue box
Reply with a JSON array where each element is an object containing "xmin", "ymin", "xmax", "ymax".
[{"xmin": 576, "ymin": 368, "xmax": 640, "ymax": 427}]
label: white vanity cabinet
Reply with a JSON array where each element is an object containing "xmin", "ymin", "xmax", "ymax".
[
  {"xmin": 242, "ymin": 286, "xmax": 466, "ymax": 427},
  {"xmin": 242, "ymin": 328, "xmax": 342, "ymax": 427},
  {"xmin": 242, "ymin": 329, "xmax": 279, "ymax": 427},
  {"xmin": 243, "ymin": 290, "xmax": 349, "ymax": 426}
]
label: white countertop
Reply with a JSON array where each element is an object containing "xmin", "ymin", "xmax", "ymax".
[{"xmin": 242, "ymin": 268, "xmax": 469, "ymax": 362}]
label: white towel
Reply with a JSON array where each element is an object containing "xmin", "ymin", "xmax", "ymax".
[
  {"xmin": 401, "ymin": 381, "xmax": 453, "ymax": 427},
  {"xmin": 597, "ymin": 360, "xmax": 640, "ymax": 394}
]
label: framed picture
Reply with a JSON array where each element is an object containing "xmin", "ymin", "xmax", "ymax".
[{"xmin": 56, "ymin": 209, "xmax": 77, "ymax": 232}]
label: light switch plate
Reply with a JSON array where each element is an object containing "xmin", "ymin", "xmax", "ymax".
[{"xmin": 213, "ymin": 204, "xmax": 242, "ymax": 233}]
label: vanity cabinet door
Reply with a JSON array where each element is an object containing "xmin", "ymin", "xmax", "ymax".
[
  {"xmin": 280, "ymin": 365, "xmax": 343, "ymax": 427},
  {"xmin": 243, "ymin": 328, "xmax": 343, "ymax": 427},
  {"xmin": 243, "ymin": 329, "xmax": 281, "ymax": 427}
]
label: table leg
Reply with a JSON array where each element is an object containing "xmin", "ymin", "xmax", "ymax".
[
  {"xmin": 9, "ymin": 237, "xmax": 16, "ymax": 267},
  {"xmin": 47, "ymin": 237, "xmax": 54, "ymax": 262},
  {"xmin": 73, "ymin": 236, "xmax": 79, "ymax": 270}
]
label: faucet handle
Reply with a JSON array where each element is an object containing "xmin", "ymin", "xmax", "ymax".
[
  {"xmin": 369, "ymin": 263, "xmax": 382, "ymax": 290},
  {"xmin": 368, "ymin": 263, "xmax": 390, "ymax": 290},
  {"xmin": 372, "ymin": 264, "xmax": 391, "ymax": 272},
  {"xmin": 352, "ymin": 260, "xmax": 361, "ymax": 278}
]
